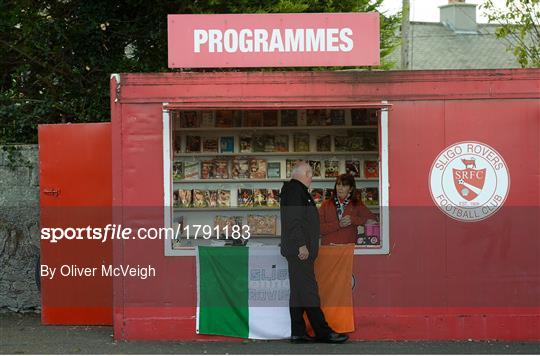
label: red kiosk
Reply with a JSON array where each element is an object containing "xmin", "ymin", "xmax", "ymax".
[{"xmin": 107, "ymin": 69, "xmax": 539, "ymax": 341}]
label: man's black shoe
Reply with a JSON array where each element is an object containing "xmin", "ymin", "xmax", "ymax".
[
  {"xmin": 290, "ymin": 335, "xmax": 316, "ymax": 343},
  {"xmin": 317, "ymin": 332, "xmax": 349, "ymax": 343}
]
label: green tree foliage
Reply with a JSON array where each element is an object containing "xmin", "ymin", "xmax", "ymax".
[
  {"xmin": 482, "ymin": 0, "xmax": 540, "ymax": 68},
  {"xmin": 1, "ymin": 0, "xmax": 401, "ymax": 144}
]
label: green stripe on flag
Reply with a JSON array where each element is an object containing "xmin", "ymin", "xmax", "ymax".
[{"xmin": 197, "ymin": 246, "xmax": 249, "ymax": 338}]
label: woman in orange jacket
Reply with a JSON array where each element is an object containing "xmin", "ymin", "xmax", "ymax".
[{"xmin": 319, "ymin": 174, "xmax": 377, "ymax": 245}]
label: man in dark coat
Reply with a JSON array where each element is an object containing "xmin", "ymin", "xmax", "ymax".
[{"xmin": 280, "ymin": 161, "xmax": 348, "ymax": 344}]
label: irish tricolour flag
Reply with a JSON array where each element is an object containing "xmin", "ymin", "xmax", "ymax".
[{"xmin": 196, "ymin": 245, "xmax": 354, "ymax": 339}]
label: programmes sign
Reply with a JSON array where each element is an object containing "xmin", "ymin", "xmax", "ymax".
[{"xmin": 168, "ymin": 13, "xmax": 380, "ymax": 68}]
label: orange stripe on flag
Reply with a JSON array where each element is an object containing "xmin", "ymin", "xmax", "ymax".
[{"xmin": 306, "ymin": 244, "xmax": 355, "ymax": 335}]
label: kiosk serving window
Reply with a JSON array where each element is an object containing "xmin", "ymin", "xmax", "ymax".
[{"xmin": 163, "ymin": 107, "xmax": 389, "ymax": 256}]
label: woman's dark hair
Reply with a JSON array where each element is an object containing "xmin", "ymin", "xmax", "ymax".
[{"xmin": 332, "ymin": 173, "xmax": 359, "ymax": 204}]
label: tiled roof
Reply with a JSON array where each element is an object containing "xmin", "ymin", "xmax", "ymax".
[{"xmin": 387, "ymin": 22, "xmax": 521, "ymax": 69}]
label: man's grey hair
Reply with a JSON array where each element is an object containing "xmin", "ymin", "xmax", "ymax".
[{"xmin": 291, "ymin": 161, "xmax": 311, "ymax": 178}]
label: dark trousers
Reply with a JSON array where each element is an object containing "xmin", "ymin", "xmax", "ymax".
[{"xmin": 287, "ymin": 257, "xmax": 333, "ymax": 337}]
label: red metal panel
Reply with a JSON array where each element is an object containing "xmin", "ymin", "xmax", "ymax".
[
  {"xmin": 109, "ymin": 101, "xmax": 194, "ymax": 338},
  {"xmin": 114, "ymin": 306, "xmax": 540, "ymax": 341},
  {"xmin": 39, "ymin": 123, "xmax": 112, "ymax": 325},
  {"xmin": 353, "ymin": 307, "xmax": 540, "ymax": 340},
  {"xmin": 442, "ymin": 100, "xmax": 539, "ymax": 308},
  {"xmin": 118, "ymin": 70, "xmax": 539, "ymax": 104},
  {"xmin": 110, "ymin": 69, "xmax": 540, "ymax": 340}
]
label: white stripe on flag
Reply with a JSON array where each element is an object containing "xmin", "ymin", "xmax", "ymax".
[{"xmin": 248, "ymin": 247, "xmax": 291, "ymax": 339}]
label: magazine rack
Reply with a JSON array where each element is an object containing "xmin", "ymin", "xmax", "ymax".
[{"xmin": 169, "ymin": 108, "xmax": 380, "ymax": 248}]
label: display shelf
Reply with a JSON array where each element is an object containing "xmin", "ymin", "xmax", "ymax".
[
  {"xmin": 171, "ymin": 236, "xmax": 281, "ymax": 248},
  {"xmin": 174, "ymin": 151, "xmax": 378, "ymax": 157},
  {"xmin": 172, "ymin": 236, "xmax": 382, "ymax": 247},
  {"xmin": 173, "ymin": 207, "xmax": 280, "ymax": 212},
  {"xmin": 173, "ymin": 206, "xmax": 379, "ymax": 212},
  {"xmin": 176, "ymin": 235, "xmax": 280, "ymax": 240},
  {"xmin": 172, "ymin": 178, "xmax": 379, "ymax": 183},
  {"xmin": 176, "ymin": 125, "xmax": 378, "ymax": 132}
]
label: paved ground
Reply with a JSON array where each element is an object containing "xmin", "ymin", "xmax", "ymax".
[{"xmin": 1, "ymin": 313, "xmax": 538, "ymax": 354}]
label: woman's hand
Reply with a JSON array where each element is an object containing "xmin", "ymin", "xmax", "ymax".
[{"xmin": 339, "ymin": 215, "xmax": 352, "ymax": 227}]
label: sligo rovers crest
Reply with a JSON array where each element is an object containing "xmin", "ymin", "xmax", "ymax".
[
  {"xmin": 429, "ymin": 141, "xmax": 510, "ymax": 222},
  {"xmin": 452, "ymin": 158, "xmax": 486, "ymax": 201}
]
